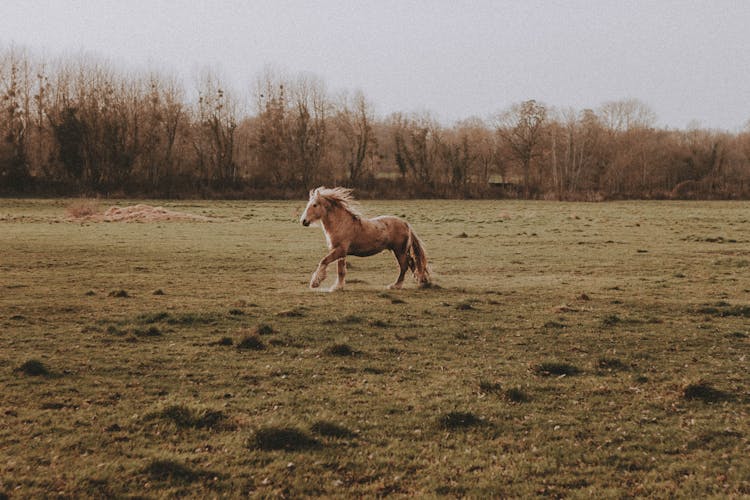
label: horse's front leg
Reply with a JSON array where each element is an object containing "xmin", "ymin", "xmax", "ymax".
[
  {"xmin": 310, "ymin": 247, "xmax": 346, "ymax": 289},
  {"xmin": 330, "ymin": 257, "xmax": 346, "ymax": 291}
]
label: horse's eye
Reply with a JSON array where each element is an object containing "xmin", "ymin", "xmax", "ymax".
[{"xmin": 313, "ymin": 203, "xmax": 318, "ymax": 207}]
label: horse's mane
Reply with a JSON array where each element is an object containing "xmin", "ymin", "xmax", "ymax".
[{"xmin": 316, "ymin": 187, "xmax": 363, "ymax": 219}]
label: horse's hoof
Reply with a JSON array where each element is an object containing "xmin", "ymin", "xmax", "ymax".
[
  {"xmin": 310, "ymin": 280, "xmax": 320, "ymax": 288},
  {"xmin": 387, "ymin": 283, "xmax": 403, "ymax": 290}
]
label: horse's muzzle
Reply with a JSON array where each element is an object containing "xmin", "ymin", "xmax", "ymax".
[{"xmin": 302, "ymin": 219, "xmax": 310, "ymax": 227}]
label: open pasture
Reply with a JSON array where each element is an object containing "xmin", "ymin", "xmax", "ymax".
[{"xmin": 1, "ymin": 199, "xmax": 749, "ymax": 497}]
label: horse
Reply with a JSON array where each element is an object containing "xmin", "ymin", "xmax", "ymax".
[{"xmin": 300, "ymin": 187, "xmax": 431, "ymax": 291}]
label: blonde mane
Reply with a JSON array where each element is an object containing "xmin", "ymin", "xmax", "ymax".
[{"xmin": 316, "ymin": 187, "xmax": 363, "ymax": 219}]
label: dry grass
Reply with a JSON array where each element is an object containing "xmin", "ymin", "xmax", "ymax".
[
  {"xmin": 65, "ymin": 198, "xmax": 101, "ymax": 218},
  {"xmin": 1, "ymin": 199, "xmax": 749, "ymax": 497}
]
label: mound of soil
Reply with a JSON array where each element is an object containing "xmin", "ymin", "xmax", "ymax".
[{"xmin": 72, "ymin": 204, "xmax": 211, "ymax": 223}]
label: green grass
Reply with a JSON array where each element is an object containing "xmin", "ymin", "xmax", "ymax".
[{"xmin": 1, "ymin": 198, "xmax": 749, "ymax": 497}]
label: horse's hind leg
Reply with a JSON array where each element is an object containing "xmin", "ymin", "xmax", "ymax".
[
  {"xmin": 330, "ymin": 258, "xmax": 346, "ymax": 291},
  {"xmin": 388, "ymin": 251, "xmax": 409, "ymax": 289}
]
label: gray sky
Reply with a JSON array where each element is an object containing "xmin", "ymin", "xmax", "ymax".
[{"xmin": 1, "ymin": 0, "xmax": 749, "ymax": 130}]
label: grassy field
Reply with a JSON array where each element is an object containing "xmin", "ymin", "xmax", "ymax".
[{"xmin": 1, "ymin": 198, "xmax": 749, "ymax": 498}]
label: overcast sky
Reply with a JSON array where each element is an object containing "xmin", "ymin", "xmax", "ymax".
[{"xmin": 1, "ymin": 0, "xmax": 749, "ymax": 130}]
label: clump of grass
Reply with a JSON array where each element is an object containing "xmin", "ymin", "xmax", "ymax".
[
  {"xmin": 167, "ymin": 312, "xmax": 219, "ymax": 325},
  {"xmin": 695, "ymin": 303, "xmax": 750, "ymax": 318},
  {"xmin": 534, "ymin": 361, "xmax": 581, "ymax": 377},
  {"xmin": 228, "ymin": 308, "xmax": 244, "ymax": 316},
  {"xmin": 251, "ymin": 426, "xmax": 319, "ymax": 451},
  {"xmin": 147, "ymin": 404, "xmax": 231, "ymax": 430},
  {"xmin": 455, "ymin": 232, "xmax": 469, "ymax": 238},
  {"xmin": 15, "ymin": 359, "xmax": 51, "ymax": 377},
  {"xmin": 137, "ymin": 312, "xmax": 170, "ymax": 324},
  {"xmin": 596, "ymin": 357, "xmax": 629, "ymax": 372},
  {"xmin": 391, "ymin": 298, "xmax": 406, "ymax": 304},
  {"xmin": 150, "ymin": 405, "xmax": 194, "ymax": 427},
  {"xmin": 722, "ymin": 305, "xmax": 750, "ymax": 317},
  {"xmin": 682, "ymin": 381, "xmax": 731, "ymax": 403},
  {"xmin": 236, "ymin": 334, "xmax": 266, "ymax": 351},
  {"xmin": 105, "ymin": 325, "xmax": 127, "ymax": 336},
  {"xmin": 696, "ymin": 306, "xmax": 720, "ymax": 315},
  {"xmin": 437, "ymin": 411, "xmax": 483, "ymax": 430},
  {"xmin": 143, "ymin": 459, "xmax": 213, "ymax": 484},
  {"xmin": 690, "ymin": 429, "xmax": 744, "ymax": 451},
  {"xmin": 134, "ymin": 326, "xmax": 162, "ymax": 337},
  {"xmin": 213, "ymin": 336, "xmax": 233, "ymax": 346},
  {"xmin": 456, "ymin": 301, "xmax": 475, "ymax": 310},
  {"xmin": 340, "ymin": 314, "xmax": 363, "ymax": 324},
  {"xmin": 418, "ymin": 281, "xmax": 441, "ymax": 290},
  {"xmin": 479, "ymin": 380, "xmax": 502, "ymax": 394},
  {"xmin": 602, "ymin": 314, "xmax": 621, "ymax": 326},
  {"xmin": 326, "ymin": 343, "xmax": 356, "ymax": 356},
  {"xmin": 369, "ymin": 319, "xmax": 389, "ymax": 328},
  {"xmin": 277, "ymin": 307, "xmax": 306, "ymax": 317},
  {"xmin": 255, "ymin": 323, "xmax": 274, "ymax": 335},
  {"xmin": 108, "ymin": 289, "xmax": 129, "ymax": 298},
  {"xmin": 310, "ymin": 420, "xmax": 356, "ymax": 439},
  {"xmin": 504, "ymin": 387, "xmax": 530, "ymax": 403},
  {"xmin": 543, "ymin": 320, "xmax": 567, "ymax": 329},
  {"xmin": 84, "ymin": 290, "xmax": 96, "ymax": 296},
  {"xmin": 152, "ymin": 289, "xmax": 165, "ymax": 295}
]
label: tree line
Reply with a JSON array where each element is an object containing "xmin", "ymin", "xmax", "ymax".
[{"xmin": 2, "ymin": 47, "xmax": 750, "ymax": 199}]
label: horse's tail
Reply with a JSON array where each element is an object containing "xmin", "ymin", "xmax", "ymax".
[{"xmin": 407, "ymin": 225, "xmax": 431, "ymax": 287}]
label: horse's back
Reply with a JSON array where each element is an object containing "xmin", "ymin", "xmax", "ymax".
[{"xmin": 347, "ymin": 215, "xmax": 410, "ymax": 256}]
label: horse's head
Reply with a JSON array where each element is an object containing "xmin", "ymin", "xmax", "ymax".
[{"xmin": 300, "ymin": 187, "xmax": 327, "ymax": 226}]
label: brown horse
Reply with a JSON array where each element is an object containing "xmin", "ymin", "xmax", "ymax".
[{"xmin": 300, "ymin": 187, "xmax": 431, "ymax": 290}]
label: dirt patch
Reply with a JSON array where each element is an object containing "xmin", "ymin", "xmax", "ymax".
[{"xmin": 70, "ymin": 204, "xmax": 211, "ymax": 223}]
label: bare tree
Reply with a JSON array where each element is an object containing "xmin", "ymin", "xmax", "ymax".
[
  {"xmin": 495, "ymin": 99, "xmax": 547, "ymax": 198},
  {"xmin": 252, "ymin": 69, "xmax": 288, "ymax": 186},
  {"xmin": 335, "ymin": 90, "xmax": 375, "ymax": 186},
  {"xmin": 0, "ymin": 48, "xmax": 32, "ymax": 190},
  {"xmin": 598, "ymin": 98, "xmax": 656, "ymax": 132},
  {"xmin": 193, "ymin": 71, "xmax": 239, "ymax": 186},
  {"xmin": 288, "ymin": 74, "xmax": 329, "ymax": 188}
]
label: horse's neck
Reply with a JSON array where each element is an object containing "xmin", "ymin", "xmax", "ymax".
[{"xmin": 321, "ymin": 207, "xmax": 357, "ymax": 241}]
